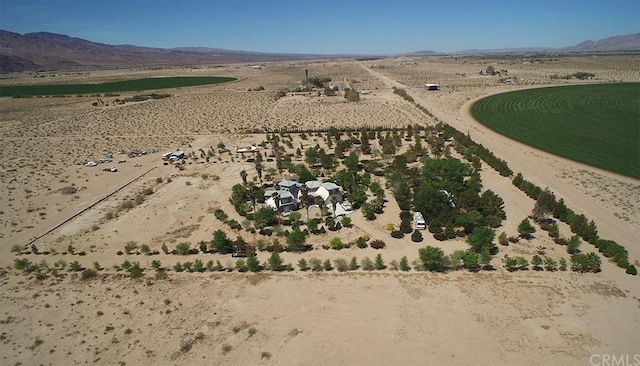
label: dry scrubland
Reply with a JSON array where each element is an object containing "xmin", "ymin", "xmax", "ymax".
[{"xmin": 0, "ymin": 56, "xmax": 639, "ymax": 365}]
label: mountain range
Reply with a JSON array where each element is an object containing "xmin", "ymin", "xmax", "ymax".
[{"xmin": 1, "ymin": 30, "xmax": 638, "ymax": 73}]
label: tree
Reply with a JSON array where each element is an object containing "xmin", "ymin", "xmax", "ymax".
[
  {"xmin": 399, "ymin": 256, "xmax": 411, "ymax": 271},
  {"xmin": 247, "ymin": 252, "xmax": 261, "ymax": 272},
  {"xmin": 193, "ymin": 259, "xmax": 205, "ymax": 272},
  {"xmin": 344, "ymin": 152, "xmax": 359, "ymax": 172},
  {"xmin": 374, "ymin": 254, "xmax": 386, "ymax": 270},
  {"xmin": 517, "ymin": 218, "xmax": 536, "ymax": 239},
  {"xmin": 517, "ymin": 256, "xmax": 529, "ymax": 270},
  {"xmin": 462, "ymin": 251, "xmax": 480, "ymax": 271},
  {"xmin": 210, "ymin": 230, "xmax": 233, "ymax": 254},
  {"xmin": 466, "ymin": 226, "xmax": 496, "ymax": 254},
  {"xmin": 240, "ymin": 170, "xmax": 248, "ymax": 185},
  {"xmin": 305, "ymin": 147, "xmax": 319, "ymax": 166},
  {"xmin": 323, "ymin": 259, "xmax": 333, "ymax": 271},
  {"xmin": 349, "ymin": 257, "xmax": 359, "ymax": 270},
  {"xmin": 331, "ymin": 196, "xmax": 339, "ymax": 218},
  {"xmin": 254, "ymin": 206, "xmax": 278, "ymax": 229},
  {"xmin": 626, "ymin": 265, "xmax": 637, "ymax": 276},
  {"xmin": 567, "ymin": 234, "xmax": 581, "ymax": 254},
  {"xmin": 151, "ymin": 260, "xmax": 162, "ymax": 270},
  {"xmin": 544, "ymin": 257, "xmax": 557, "ymax": 271},
  {"xmin": 498, "ymin": 231, "xmax": 508, "ymax": 246},
  {"xmin": 298, "ymin": 258, "xmax": 309, "ymax": 271},
  {"xmin": 418, "ymin": 246, "xmax": 447, "ymax": 272},
  {"xmin": 287, "ymin": 228, "xmax": 309, "ymax": 252},
  {"xmin": 300, "ymin": 183, "xmax": 310, "ymax": 220},
  {"xmin": 272, "ymin": 191, "xmax": 281, "ymax": 223},
  {"xmin": 532, "ymin": 188, "xmax": 555, "ymax": 220},
  {"xmin": 503, "ymin": 256, "xmax": 518, "ymax": 271},
  {"xmin": 174, "ymin": 242, "xmax": 190, "ymax": 256},
  {"xmin": 361, "ymin": 257, "xmax": 374, "ymax": 271},
  {"xmin": 479, "ymin": 248, "xmax": 492, "ymax": 270},
  {"xmin": 411, "ymin": 229, "xmax": 423, "ymax": 242},
  {"xmin": 268, "ymin": 251, "xmax": 283, "ymax": 271},
  {"xmin": 531, "ymin": 255, "xmax": 543, "ymax": 270},
  {"xmin": 559, "ymin": 258, "xmax": 568, "ymax": 271},
  {"xmin": 334, "ymin": 258, "xmax": 349, "ymax": 272},
  {"xmin": 571, "ymin": 252, "xmax": 601, "ymax": 273}
]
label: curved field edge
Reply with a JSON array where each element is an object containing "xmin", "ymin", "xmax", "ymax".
[
  {"xmin": 471, "ymin": 83, "xmax": 640, "ymax": 179},
  {"xmin": 0, "ymin": 76, "xmax": 237, "ymax": 97}
]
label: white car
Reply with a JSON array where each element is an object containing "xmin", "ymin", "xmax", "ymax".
[{"xmin": 85, "ymin": 161, "xmax": 97, "ymax": 167}]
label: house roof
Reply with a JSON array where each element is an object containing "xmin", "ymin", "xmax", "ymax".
[
  {"xmin": 278, "ymin": 179, "xmax": 299, "ymax": 188},
  {"xmin": 305, "ymin": 180, "xmax": 322, "ymax": 190},
  {"xmin": 321, "ymin": 182, "xmax": 340, "ymax": 191}
]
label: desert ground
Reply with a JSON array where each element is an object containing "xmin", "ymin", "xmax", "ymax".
[{"xmin": 0, "ymin": 55, "xmax": 638, "ymax": 366}]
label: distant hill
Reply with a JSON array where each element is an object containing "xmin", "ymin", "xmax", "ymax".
[
  {"xmin": 563, "ymin": 33, "xmax": 640, "ymax": 52},
  {"xmin": 0, "ymin": 30, "xmax": 325, "ymax": 73},
  {"xmin": 2, "ymin": 30, "xmax": 639, "ymax": 73},
  {"xmin": 408, "ymin": 33, "xmax": 640, "ymax": 56}
]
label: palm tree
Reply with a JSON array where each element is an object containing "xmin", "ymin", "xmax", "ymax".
[
  {"xmin": 240, "ymin": 169, "xmax": 248, "ymax": 185},
  {"xmin": 331, "ymin": 196, "xmax": 339, "ymax": 218},
  {"xmin": 300, "ymin": 184, "xmax": 309, "ymax": 220},
  {"xmin": 272, "ymin": 191, "xmax": 281, "ymax": 224},
  {"xmin": 255, "ymin": 163, "xmax": 263, "ymax": 182}
]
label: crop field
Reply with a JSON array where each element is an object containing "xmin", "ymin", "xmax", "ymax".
[
  {"xmin": 0, "ymin": 76, "xmax": 237, "ymax": 97},
  {"xmin": 471, "ymin": 83, "xmax": 640, "ymax": 178}
]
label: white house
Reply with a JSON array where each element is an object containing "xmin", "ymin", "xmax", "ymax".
[{"xmin": 265, "ymin": 190, "xmax": 297, "ymax": 213}]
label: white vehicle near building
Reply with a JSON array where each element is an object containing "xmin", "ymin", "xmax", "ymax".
[{"xmin": 414, "ymin": 212, "xmax": 426, "ymax": 230}]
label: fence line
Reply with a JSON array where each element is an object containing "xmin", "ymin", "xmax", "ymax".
[{"xmin": 26, "ymin": 166, "xmax": 157, "ymax": 247}]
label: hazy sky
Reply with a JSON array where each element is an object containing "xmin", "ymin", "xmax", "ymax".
[{"xmin": 1, "ymin": 0, "xmax": 639, "ymax": 54}]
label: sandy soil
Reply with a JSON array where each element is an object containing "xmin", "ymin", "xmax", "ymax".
[{"xmin": 0, "ymin": 55, "xmax": 638, "ymax": 365}]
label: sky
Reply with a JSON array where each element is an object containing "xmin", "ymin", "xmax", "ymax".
[{"xmin": 1, "ymin": 0, "xmax": 639, "ymax": 54}]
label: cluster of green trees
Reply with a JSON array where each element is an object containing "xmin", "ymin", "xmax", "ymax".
[
  {"xmin": 383, "ymin": 150, "xmax": 506, "ymax": 241},
  {"xmin": 415, "ymin": 246, "xmax": 492, "ymax": 272},
  {"xmin": 503, "ymin": 255, "xmax": 567, "ymax": 272},
  {"xmin": 512, "ymin": 173, "xmax": 632, "ymax": 273}
]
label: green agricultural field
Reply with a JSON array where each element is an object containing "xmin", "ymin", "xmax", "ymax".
[
  {"xmin": 472, "ymin": 83, "xmax": 640, "ymax": 178},
  {"xmin": 0, "ymin": 76, "xmax": 237, "ymax": 97}
]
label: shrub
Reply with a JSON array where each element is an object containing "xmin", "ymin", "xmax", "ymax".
[
  {"xmin": 334, "ymin": 258, "xmax": 349, "ymax": 272},
  {"xmin": 390, "ymin": 230, "xmax": 404, "ymax": 239},
  {"xmin": 361, "ymin": 257, "xmax": 374, "ymax": 271},
  {"xmin": 370, "ymin": 240, "xmax": 386, "ymax": 249},
  {"xmin": 411, "ymin": 230, "xmax": 423, "ymax": 242},
  {"xmin": 309, "ymin": 258, "xmax": 323, "ymax": 272},
  {"xmin": 626, "ymin": 265, "xmax": 637, "ymax": 276},
  {"xmin": 322, "ymin": 259, "xmax": 333, "ymax": 271},
  {"xmin": 374, "ymin": 254, "xmax": 386, "ymax": 270},
  {"xmin": 349, "ymin": 257, "xmax": 359, "ymax": 270},
  {"xmin": 297, "ymin": 258, "xmax": 309, "ymax": 271},
  {"xmin": 330, "ymin": 237, "xmax": 344, "ymax": 250},
  {"xmin": 399, "ymin": 256, "xmax": 411, "ymax": 271},
  {"xmin": 174, "ymin": 242, "xmax": 191, "ymax": 256}
]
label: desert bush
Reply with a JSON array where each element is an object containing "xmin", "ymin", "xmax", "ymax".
[
  {"xmin": 390, "ymin": 230, "xmax": 404, "ymax": 239},
  {"xmin": 297, "ymin": 258, "xmax": 309, "ymax": 271},
  {"xmin": 626, "ymin": 265, "xmax": 637, "ymax": 276},
  {"xmin": 174, "ymin": 242, "xmax": 191, "ymax": 256},
  {"xmin": 361, "ymin": 257, "xmax": 374, "ymax": 271},
  {"xmin": 411, "ymin": 230, "xmax": 423, "ymax": 242},
  {"xmin": 309, "ymin": 258, "xmax": 323, "ymax": 272},
  {"xmin": 330, "ymin": 237, "xmax": 344, "ymax": 250},
  {"xmin": 334, "ymin": 258, "xmax": 349, "ymax": 272},
  {"xmin": 349, "ymin": 257, "xmax": 359, "ymax": 270},
  {"xmin": 323, "ymin": 259, "xmax": 333, "ymax": 271},
  {"xmin": 369, "ymin": 240, "xmax": 386, "ymax": 249}
]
